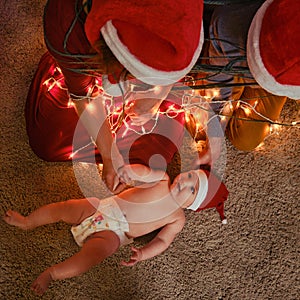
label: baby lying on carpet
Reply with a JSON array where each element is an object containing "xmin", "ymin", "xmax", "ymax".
[{"xmin": 4, "ymin": 164, "xmax": 228, "ymax": 295}]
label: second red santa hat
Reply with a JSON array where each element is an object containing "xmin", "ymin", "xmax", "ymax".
[{"xmin": 247, "ymin": 0, "xmax": 300, "ymax": 99}]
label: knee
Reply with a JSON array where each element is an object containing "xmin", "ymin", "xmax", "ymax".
[
  {"xmin": 100, "ymin": 230, "xmax": 121, "ymax": 254},
  {"xmin": 226, "ymin": 88, "xmax": 286, "ymax": 151}
]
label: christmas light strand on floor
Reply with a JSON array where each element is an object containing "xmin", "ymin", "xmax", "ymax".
[
  {"xmin": 43, "ymin": 66, "xmax": 299, "ymax": 129},
  {"xmin": 43, "ymin": 71, "xmax": 300, "ymax": 132},
  {"xmin": 179, "ymin": 92, "xmax": 300, "ymax": 128},
  {"xmin": 42, "ymin": 67, "xmax": 300, "ymax": 158}
]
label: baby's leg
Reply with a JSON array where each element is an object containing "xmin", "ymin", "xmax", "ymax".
[
  {"xmin": 31, "ymin": 230, "xmax": 120, "ymax": 295},
  {"xmin": 30, "ymin": 269, "xmax": 52, "ymax": 296},
  {"xmin": 3, "ymin": 210, "xmax": 29, "ymax": 230},
  {"xmin": 4, "ymin": 198, "xmax": 99, "ymax": 230}
]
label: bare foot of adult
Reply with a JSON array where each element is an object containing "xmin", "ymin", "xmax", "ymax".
[
  {"xmin": 31, "ymin": 270, "xmax": 53, "ymax": 296},
  {"xmin": 3, "ymin": 210, "xmax": 29, "ymax": 230}
]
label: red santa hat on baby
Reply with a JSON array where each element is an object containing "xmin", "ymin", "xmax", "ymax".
[
  {"xmin": 187, "ymin": 170, "xmax": 229, "ymax": 224},
  {"xmin": 247, "ymin": 0, "xmax": 300, "ymax": 99},
  {"xmin": 85, "ymin": 0, "xmax": 204, "ymax": 88}
]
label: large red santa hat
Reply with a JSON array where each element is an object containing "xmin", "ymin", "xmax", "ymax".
[
  {"xmin": 247, "ymin": 0, "xmax": 300, "ymax": 99},
  {"xmin": 85, "ymin": 0, "xmax": 204, "ymax": 86}
]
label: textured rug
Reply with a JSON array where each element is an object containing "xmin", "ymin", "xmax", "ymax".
[{"xmin": 0, "ymin": 1, "xmax": 299, "ymax": 299}]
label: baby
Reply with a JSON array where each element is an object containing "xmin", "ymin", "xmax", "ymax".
[{"xmin": 3, "ymin": 164, "xmax": 228, "ymax": 295}]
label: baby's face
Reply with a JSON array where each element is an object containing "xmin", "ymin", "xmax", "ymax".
[{"xmin": 170, "ymin": 171, "xmax": 199, "ymax": 207}]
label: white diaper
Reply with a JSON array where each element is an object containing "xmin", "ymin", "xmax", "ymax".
[{"xmin": 71, "ymin": 197, "xmax": 133, "ymax": 247}]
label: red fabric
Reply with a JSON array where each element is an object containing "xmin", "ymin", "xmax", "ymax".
[
  {"xmin": 197, "ymin": 170, "xmax": 229, "ymax": 221},
  {"xmin": 43, "ymin": 0, "xmax": 96, "ymax": 96},
  {"xmin": 85, "ymin": 0, "xmax": 203, "ymax": 71},
  {"xmin": 260, "ymin": 0, "xmax": 300, "ymax": 85},
  {"xmin": 25, "ymin": 52, "xmax": 185, "ymax": 168},
  {"xmin": 25, "ymin": 52, "xmax": 96, "ymax": 162}
]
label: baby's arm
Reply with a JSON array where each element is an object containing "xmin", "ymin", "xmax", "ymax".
[
  {"xmin": 118, "ymin": 164, "xmax": 169, "ymax": 185},
  {"xmin": 121, "ymin": 212, "xmax": 185, "ymax": 266}
]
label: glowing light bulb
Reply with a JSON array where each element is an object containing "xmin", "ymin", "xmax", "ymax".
[
  {"xmin": 85, "ymin": 101, "xmax": 98, "ymax": 114},
  {"xmin": 68, "ymin": 99, "xmax": 75, "ymax": 107},
  {"xmin": 185, "ymin": 114, "xmax": 190, "ymax": 123},
  {"xmin": 242, "ymin": 106, "xmax": 252, "ymax": 117},
  {"xmin": 269, "ymin": 123, "xmax": 281, "ymax": 135},
  {"xmin": 220, "ymin": 115, "xmax": 227, "ymax": 122},
  {"xmin": 269, "ymin": 124, "xmax": 273, "ymax": 133},
  {"xmin": 153, "ymin": 86, "xmax": 162, "ymax": 93},
  {"xmin": 212, "ymin": 89, "xmax": 220, "ymax": 98},
  {"xmin": 255, "ymin": 142, "xmax": 265, "ymax": 150}
]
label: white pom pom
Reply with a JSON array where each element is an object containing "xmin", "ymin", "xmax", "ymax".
[{"xmin": 221, "ymin": 218, "xmax": 227, "ymax": 225}]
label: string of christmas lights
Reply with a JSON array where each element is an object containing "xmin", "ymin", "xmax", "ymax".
[{"xmin": 42, "ymin": 66, "xmax": 300, "ymax": 158}]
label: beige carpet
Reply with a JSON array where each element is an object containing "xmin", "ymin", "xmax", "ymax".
[{"xmin": 1, "ymin": 1, "xmax": 299, "ymax": 299}]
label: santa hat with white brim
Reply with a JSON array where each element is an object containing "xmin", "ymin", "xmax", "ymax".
[
  {"xmin": 187, "ymin": 170, "xmax": 229, "ymax": 224},
  {"xmin": 85, "ymin": 0, "xmax": 204, "ymax": 87},
  {"xmin": 247, "ymin": 0, "xmax": 300, "ymax": 99}
]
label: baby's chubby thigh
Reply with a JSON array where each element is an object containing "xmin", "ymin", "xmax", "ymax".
[
  {"xmin": 60, "ymin": 197, "xmax": 100, "ymax": 225},
  {"xmin": 84, "ymin": 230, "xmax": 121, "ymax": 257}
]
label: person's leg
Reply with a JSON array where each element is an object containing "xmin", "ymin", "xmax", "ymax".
[
  {"xmin": 207, "ymin": 1, "xmax": 264, "ymax": 102},
  {"xmin": 30, "ymin": 230, "xmax": 120, "ymax": 296},
  {"xmin": 3, "ymin": 198, "xmax": 99, "ymax": 230},
  {"xmin": 25, "ymin": 52, "xmax": 99, "ymax": 163},
  {"xmin": 226, "ymin": 87, "xmax": 287, "ymax": 151}
]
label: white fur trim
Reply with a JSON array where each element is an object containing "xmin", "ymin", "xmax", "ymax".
[
  {"xmin": 101, "ymin": 20, "xmax": 204, "ymax": 86},
  {"xmin": 247, "ymin": 0, "xmax": 300, "ymax": 99},
  {"xmin": 222, "ymin": 219, "xmax": 227, "ymax": 225},
  {"xmin": 187, "ymin": 170, "xmax": 208, "ymax": 211}
]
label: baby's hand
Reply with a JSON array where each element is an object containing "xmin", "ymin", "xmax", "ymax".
[
  {"xmin": 117, "ymin": 165, "xmax": 133, "ymax": 186},
  {"xmin": 120, "ymin": 247, "xmax": 143, "ymax": 267}
]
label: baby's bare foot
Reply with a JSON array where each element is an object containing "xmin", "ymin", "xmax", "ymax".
[
  {"xmin": 31, "ymin": 270, "xmax": 53, "ymax": 296},
  {"xmin": 3, "ymin": 210, "xmax": 29, "ymax": 230}
]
